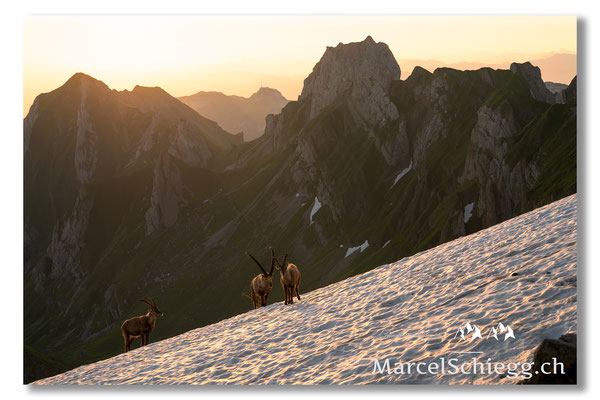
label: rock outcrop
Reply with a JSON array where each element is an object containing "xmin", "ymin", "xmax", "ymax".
[
  {"xmin": 145, "ymin": 153, "xmax": 184, "ymax": 234},
  {"xmin": 462, "ymin": 103, "xmax": 535, "ymax": 226},
  {"xmin": 565, "ymin": 76, "xmax": 577, "ymax": 104},
  {"xmin": 299, "ymin": 36, "xmax": 400, "ymax": 127},
  {"xmin": 522, "ymin": 333, "xmax": 576, "ymax": 384},
  {"xmin": 510, "ymin": 62, "xmax": 557, "ymax": 104}
]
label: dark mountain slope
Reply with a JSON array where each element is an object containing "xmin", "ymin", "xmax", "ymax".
[{"xmin": 24, "ymin": 73, "xmax": 242, "ymax": 381}]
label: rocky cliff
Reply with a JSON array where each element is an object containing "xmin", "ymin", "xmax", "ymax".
[{"xmin": 300, "ymin": 35, "xmax": 400, "ymax": 127}]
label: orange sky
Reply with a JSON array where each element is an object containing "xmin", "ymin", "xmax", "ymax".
[{"xmin": 23, "ymin": 16, "xmax": 576, "ymax": 117}]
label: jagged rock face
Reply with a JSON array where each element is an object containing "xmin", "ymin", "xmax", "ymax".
[
  {"xmin": 45, "ymin": 186, "xmax": 92, "ymax": 282},
  {"xmin": 260, "ymin": 37, "xmax": 409, "ymax": 226},
  {"xmin": 300, "ymin": 36, "xmax": 400, "ymax": 127},
  {"xmin": 168, "ymin": 120, "xmax": 212, "ymax": 167},
  {"xmin": 544, "ymin": 81, "xmax": 568, "ymax": 94},
  {"xmin": 74, "ymin": 86, "xmax": 99, "ymax": 184},
  {"xmin": 545, "ymin": 81, "xmax": 569, "ymax": 104},
  {"xmin": 145, "ymin": 153, "xmax": 184, "ymax": 234},
  {"xmin": 372, "ymin": 120, "xmax": 411, "ymax": 167},
  {"xmin": 462, "ymin": 104, "xmax": 533, "ymax": 226},
  {"xmin": 469, "ymin": 105, "xmax": 519, "ymax": 156},
  {"xmin": 460, "ymin": 69, "xmax": 576, "ymax": 227},
  {"xmin": 510, "ymin": 62, "xmax": 556, "ymax": 104},
  {"xmin": 523, "ymin": 333, "xmax": 577, "ymax": 384},
  {"xmin": 565, "ymin": 76, "xmax": 577, "ymax": 104}
]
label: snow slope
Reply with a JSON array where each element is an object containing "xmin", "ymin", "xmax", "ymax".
[{"xmin": 33, "ymin": 195, "xmax": 577, "ymax": 385}]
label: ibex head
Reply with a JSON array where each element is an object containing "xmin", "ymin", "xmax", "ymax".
[
  {"xmin": 273, "ymin": 252, "xmax": 289, "ymax": 275},
  {"xmin": 139, "ymin": 298, "xmax": 164, "ymax": 318}
]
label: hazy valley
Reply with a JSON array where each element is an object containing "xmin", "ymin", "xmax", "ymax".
[{"xmin": 179, "ymin": 87, "xmax": 289, "ymax": 142}]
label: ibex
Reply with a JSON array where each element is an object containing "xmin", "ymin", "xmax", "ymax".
[
  {"xmin": 241, "ymin": 292, "xmax": 255, "ymax": 309},
  {"xmin": 121, "ymin": 298, "xmax": 164, "ymax": 352},
  {"xmin": 246, "ymin": 248, "xmax": 275, "ymax": 309},
  {"xmin": 273, "ymin": 250, "xmax": 301, "ymax": 305}
]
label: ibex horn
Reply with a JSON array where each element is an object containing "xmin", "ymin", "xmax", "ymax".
[
  {"xmin": 246, "ymin": 252, "xmax": 268, "ymax": 275},
  {"xmin": 139, "ymin": 299, "xmax": 153, "ymax": 309},
  {"xmin": 269, "ymin": 247, "xmax": 275, "ymax": 275}
]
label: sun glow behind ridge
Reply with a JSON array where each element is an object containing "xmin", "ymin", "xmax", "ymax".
[{"xmin": 24, "ymin": 15, "xmax": 576, "ymax": 117}]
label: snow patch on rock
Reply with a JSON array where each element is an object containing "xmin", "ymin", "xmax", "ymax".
[
  {"xmin": 464, "ymin": 203, "xmax": 474, "ymax": 224},
  {"xmin": 309, "ymin": 196, "xmax": 322, "ymax": 225},
  {"xmin": 392, "ymin": 160, "xmax": 413, "ymax": 187},
  {"xmin": 345, "ymin": 240, "xmax": 370, "ymax": 258}
]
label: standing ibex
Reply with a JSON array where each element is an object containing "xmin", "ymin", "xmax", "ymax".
[
  {"xmin": 121, "ymin": 298, "xmax": 164, "ymax": 352},
  {"xmin": 273, "ymin": 250, "xmax": 301, "ymax": 305},
  {"xmin": 246, "ymin": 248, "xmax": 275, "ymax": 309}
]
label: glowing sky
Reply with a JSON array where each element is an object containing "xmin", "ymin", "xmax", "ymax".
[{"xmin": 23, "ymin": 16, "xmax": 576, "ymax": 116}]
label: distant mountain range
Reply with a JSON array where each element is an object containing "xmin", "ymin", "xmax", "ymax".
[
  {"xmin": 179, "ymin": 87, "xmax": 289, "ymax": 142},
  {"xmin": 399, "ymin": 53, "xmax": 577, "ymax": 85},
  {"xmin": 24, "ymin": 36, "xmax": 576, "ymax": 383}
]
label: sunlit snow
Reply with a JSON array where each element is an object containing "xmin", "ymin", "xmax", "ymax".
[{"xmin": 34, "ymin": 195, "xmax": 576, "ymax": 385}]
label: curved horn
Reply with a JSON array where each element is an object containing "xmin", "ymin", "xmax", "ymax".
[
  {"xmin": 281, "ymin": 253, "xmax": 288, "ymax": 268},
  {"xmin": 246, "ymin": 252, "xmax": 267, "ymax": 275},
  {"xmin": 149, "ymin": 298, "xmax": 158, "ymax": 309},
  {"xmin": 269, "ymin": 247, "xmax": 275, "ymax": 275},
  {"xmin": 271, "ymin": 247, "xmax": 281, "ymax": 268},
  {"xmin": 139, "ymin": 299, "xmax": 153, "ymax": 309}
]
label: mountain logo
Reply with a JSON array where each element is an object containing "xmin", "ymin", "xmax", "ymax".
[
  {"xmin": 453, "ymin": 322, "xmax": 515, "ymax": 342},
  {"xmin": 486, "ymin": 322, "xmax": 515, "ymax": 341},
  {"xmin": 453, "ymin": 322, "xmax": 483, "ymax": 341}
]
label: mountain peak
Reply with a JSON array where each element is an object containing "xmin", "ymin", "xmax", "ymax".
[
  {"xmin": 407, "ymin": 66, "xmax": 433, "ymax": 82},
  {"xmin": 131, "ymin": 85, "xmax": 170, "ymax": 96},
  {"xmin": 299, "ymin": 36, "xmax": 400, "ymax": 127},
  {"xmin": 250, "ymin": 87, "xmax": 286, "ymax": 101},
  {"xmin": 62, "ymin": 72, "xmax": 110, "ymax": 93},
  {"xmin": 510, "ymin": 61, "xmax": 556, "ymax": 103},
  {"xmin": 66, "ymin": 72, "xmax": 101, "ymax": 83}
]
